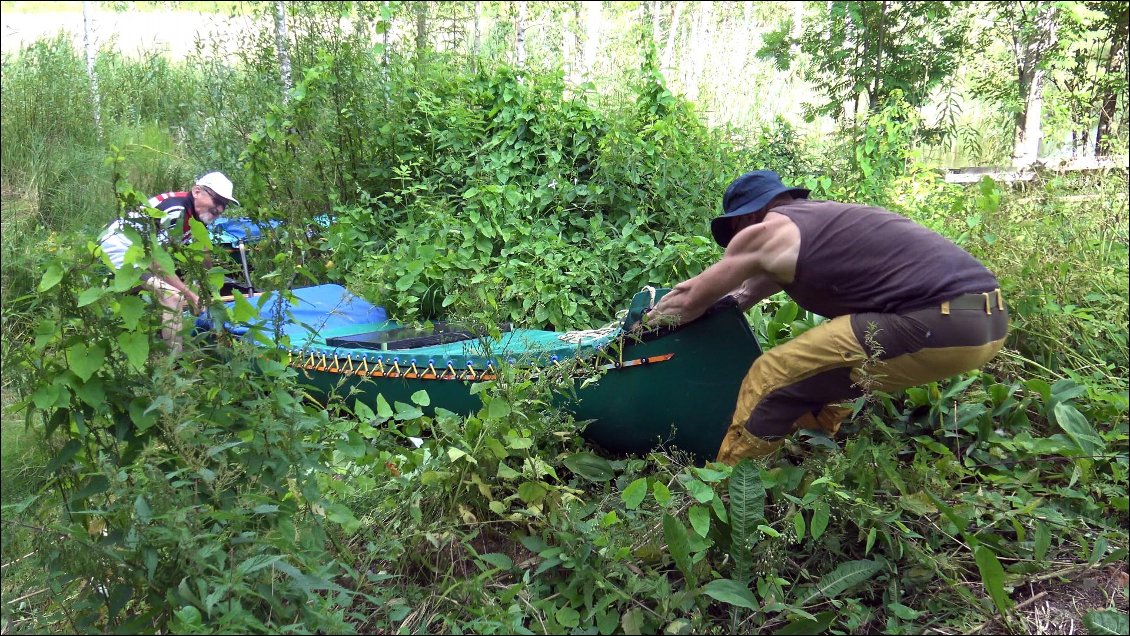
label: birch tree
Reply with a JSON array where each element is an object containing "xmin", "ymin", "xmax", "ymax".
[
  {"xmin": 992, "ymin": 1, "xmax": 1059, "ymax": 165},
  {"xmin": 82, "ymin": 1, "xmax": 102, "ymax": 139},
  {"xmin": 583, "ymin": 1, "xmax": 601, "ymax": 77},
  {"xmin": 516, "ymin": 1, "xmax": 527, "ymax": 67},
  {"xmin": 662, "ymin": 1, "xmax": 683, "ymax": 74},
  {"xmin": 274, "ymin": 1, "xmax": 293, "ymax": 103}
]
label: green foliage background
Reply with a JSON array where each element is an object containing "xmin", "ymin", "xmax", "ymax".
[{"xmin": 1, "ymin": 2, "xmax": 1127, "ymax": 635}]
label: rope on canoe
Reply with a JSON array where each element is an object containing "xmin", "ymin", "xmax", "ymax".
[
  {"xmin": 557, "ymin": 309, "xmax": 627, "ymax": 344},
  {"xmin": 557, "ymin": 285, "xmax": 658, "ymax": 344}
]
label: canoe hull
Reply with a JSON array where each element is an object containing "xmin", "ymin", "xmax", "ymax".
[{"xmin": 292, "ymin": 299, "xmax": 761, "ymax": 463}]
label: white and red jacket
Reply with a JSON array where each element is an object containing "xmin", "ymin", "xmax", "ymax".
[{"xmin": 98, "ymin": 191, "xmax": 197, "ymax": 269}]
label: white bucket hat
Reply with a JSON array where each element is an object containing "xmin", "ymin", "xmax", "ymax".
[{"xmin": 196, "ymin": 171, "xmax": 240, "ymax": 206}]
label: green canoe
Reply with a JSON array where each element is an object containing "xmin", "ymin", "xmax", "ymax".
[{"xmin": 200, "ymin": 285, "xmax": 762, "ymax": 462}]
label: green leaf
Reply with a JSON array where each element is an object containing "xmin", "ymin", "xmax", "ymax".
[
  {"xmin": 410, "ymin": 389, "xmax": 430, "ymax": 406},
  {"xmin": 517, "ymin": 481, "xmax": 547, "ymax": 504},
  {"xmin": 974, "ymin": 545, "xmax": 1011, "ymax": 615},
  {"xmin": 1033, "ymin": 522, "xmax": 1051, "ymax": 561},
  {"xmin": 337, "ymin": 431, "xmax": 366, "ymax": 459},
  {"xmin": 622, "ymin": 478, "xmax": 648, "ymax": 510},
  {"xmin": 1083, "ymin": 610, "xmax": 1129, "ymax": 635},
  {"xmin": 685, "ymin": 478, "xmax": 715, "ymax": 503},
  {"xmin": 803, "ymin": 559, "xmax": 883, "ymax": 604},
  {"xmin": 71, "ymin": 475, "xmax": 110, "ymax": 503},
  {"xmin": 231, "ymin": 290, "xmax": 258, "ymax": 323},
  {"xmin": 73, "ymin": 378, "xmax": 105, "ymax": 408},
  {"xmin": 488, "ymin": 397, "xmax": 511, "ymax": 419},
  {"xmin": 663, "ymin": 513, "xmax": 697, "ymax": 588},
  {"xmin": 563, "ymin": 452, "xmax": 615, "ymax": 482},
  {"xmin": 1053, "ymin": 402, "xmax": 1104, "ymax": 455},
  {"xmin": 324, "ymin": 502, "xmax": 361, "ymax": 534},
  {"xmin": 652, "ymin": 480, "xmax": 672, "ymax": 506},
  {"xmin": 793, "ymin": 512, "xmax": 806, "ymax": 542},
  {"xmin": 116, "ymin": 295, "xmax": 146, "ymax": 329},
  {"xmin": 66, "ymin": 343, "xmax": 105, "ymax": 382},
  {"xmin": 236, "ymin": 554, "xmax": 282, "ymax": 576},
  {"xmin": 134, "ymin": 495, "xmax": 152, "ymax": 523},
  {"xmin": 555, "ymin": 606, "xmax": 580, "ymax": 628},
  {"xmin": 773, "ymin": 611, "xmax": 836, "ymax": 635},
  {"xmin": 393, "ymin": 401, "xmax": 424, "ymax": 421},
  {"xmin": 477, "ymin": 553, "xmax": 513, "ymax": 570},
  {"xmin": 596, "ymin": 608, "xmax": 620, "ymax": 635},
  {"xmin": 77, "ymin": 286, "xmax": 106, "ymax": 307},
  {"xmin": 729, "ymin": 459, "xmax": 765, "ymax": 546},
  {"xmin": 689, "ymin": 504, "xmax": 711, "ymax": 538},
  {"xmin": 38, "ymin": 263, "xmax": 64, "ymax": 292},
  {"xmin": 117, "ymin": 331, "xmax": 149, "ymax": 372},
  {"xmin": 496, "ymin": 462, "xmax": 520, "ymax": 480},
  {"xmin": 375, "ymin": 394, "xmax": 393, "ymax": 418},
  {"xmin": 701, "ymin": 578, "xmax": 758, "ymax": 610},
  {"xmin": 810, "ymin": 500, "xmax": 830, "ymax": 541},
  {"xmin": 46, "ymin": 439, "xmax": 81, "ymax": 472},
  {"xmin": 888, "ymin": 602, "xmax": 921, "ymax": 620},
  {"xmin": 354, "ymin": 399, "xmax": 376, "ymax": 423},
  {"xmin": 107, "ymin": 584, "xmax": 133, "ymax": 621}
]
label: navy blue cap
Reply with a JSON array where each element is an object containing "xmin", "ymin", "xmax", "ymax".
[{"xmin": 710, "ymin": 170, "xmax": 809, "ymax": 247}]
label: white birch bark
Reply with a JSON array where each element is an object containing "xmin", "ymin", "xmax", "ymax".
[
  {"xmin": 274, "ymin": 1, "xmax": 293, "ymax": 103},
  {"xmin": 516, "ymin": 1, "xmax": 527, "ymax": 67},
  {"xmin": 82, "ymin": 1, "xmax": 102, "ymax": 139},
  {"xmin": 584, "ymin": 0, "xmax": 601, "ymax": 76},
  {"xmin": 663, "ymin": 1, "xmax": 683, "ymax": 74}
]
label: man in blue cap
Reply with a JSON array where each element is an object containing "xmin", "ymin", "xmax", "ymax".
[{"xmin": 646, "ymin": 170, "xmax": 1008, "ymax": 464}]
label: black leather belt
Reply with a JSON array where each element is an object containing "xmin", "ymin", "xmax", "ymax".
[{"xmin": 941, "ymin": 289, "xmax": 1004, "ymax": 314}]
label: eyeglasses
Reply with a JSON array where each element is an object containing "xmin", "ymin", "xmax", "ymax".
[{"xmin": 201, "ymin": 187, "xmax": 227, "ymax": 209}]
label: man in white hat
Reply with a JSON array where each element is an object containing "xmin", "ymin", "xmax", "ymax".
[{"xmin": 97, "ymin": 171, "xmax": 239, "ymax": 354}]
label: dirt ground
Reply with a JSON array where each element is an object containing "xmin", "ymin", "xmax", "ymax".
[{"xmin": 972, "ymin": 563, "xmax": 1130, "ymax": 635}]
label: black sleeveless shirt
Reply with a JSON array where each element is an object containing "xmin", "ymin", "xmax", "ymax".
[{"xmin": 773, "ymin": 199, "xmax": 999, "ymax": 317}]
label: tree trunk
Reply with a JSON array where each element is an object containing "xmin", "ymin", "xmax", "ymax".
[
  {"xmin": 383, "ymin": 0, "xmax": 392, "ymax": 66},
  {"xmin": 651, "ymin": 1, "xmax": 661, "ymax": 48},
  {"xmin": 1010, "ymin": 2, "xmax": 1057, "ymax": 166},
  {"xmin": 274, "ymin": 1, "xmax": 293, "ymax": 103},
  {"xmin": 869, "ymin": 1, "xmax": 886, "ymax": 112},
  {"xmin": 82, "ymin": 1, "xmax": 102, "ymax": 140},
  {"xmin": 1014, "ymin": 66, "xmax": 1047, "ymax": 165},
  {"xmin": 584, "ymin": 0, "xmax": 601, "ymax": 77},
  {"xmin": 516, "ymin": 1, "xmax": 527, "ymax": 68},
  {"xmin": 473, "ymin": 0, "xmax": 481, "ymax": 59},
  {"xmin": 414, "ymin": 2, "xmax": 428, "ymax": 71},
  {"xmin": 563, "ymin": 4, "xmax": 576, "ymax": 83},
  {"xmin": 1095, "ymin": 37, "xmax": 1125, "ymax": 156},
  {"xmin": 663, "ymin": 1, "xmax": 683, "ymax": 75}
]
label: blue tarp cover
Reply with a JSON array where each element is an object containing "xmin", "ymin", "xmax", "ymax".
[
  {"xmin": 197, "ymin": 284, "xmax": 616, "ymax": 368},
  {"xmin": 210, "ymin": 217, "xmax": 282, "ymax": 246}
]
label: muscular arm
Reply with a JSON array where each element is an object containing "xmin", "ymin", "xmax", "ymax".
[
  {"xmin": 729, "ymin": 273, "xmax": 783, "ymax": 312},
  {"xmin": 648, "ymin": 225, "xmax": 778, "ymax": 326}
]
